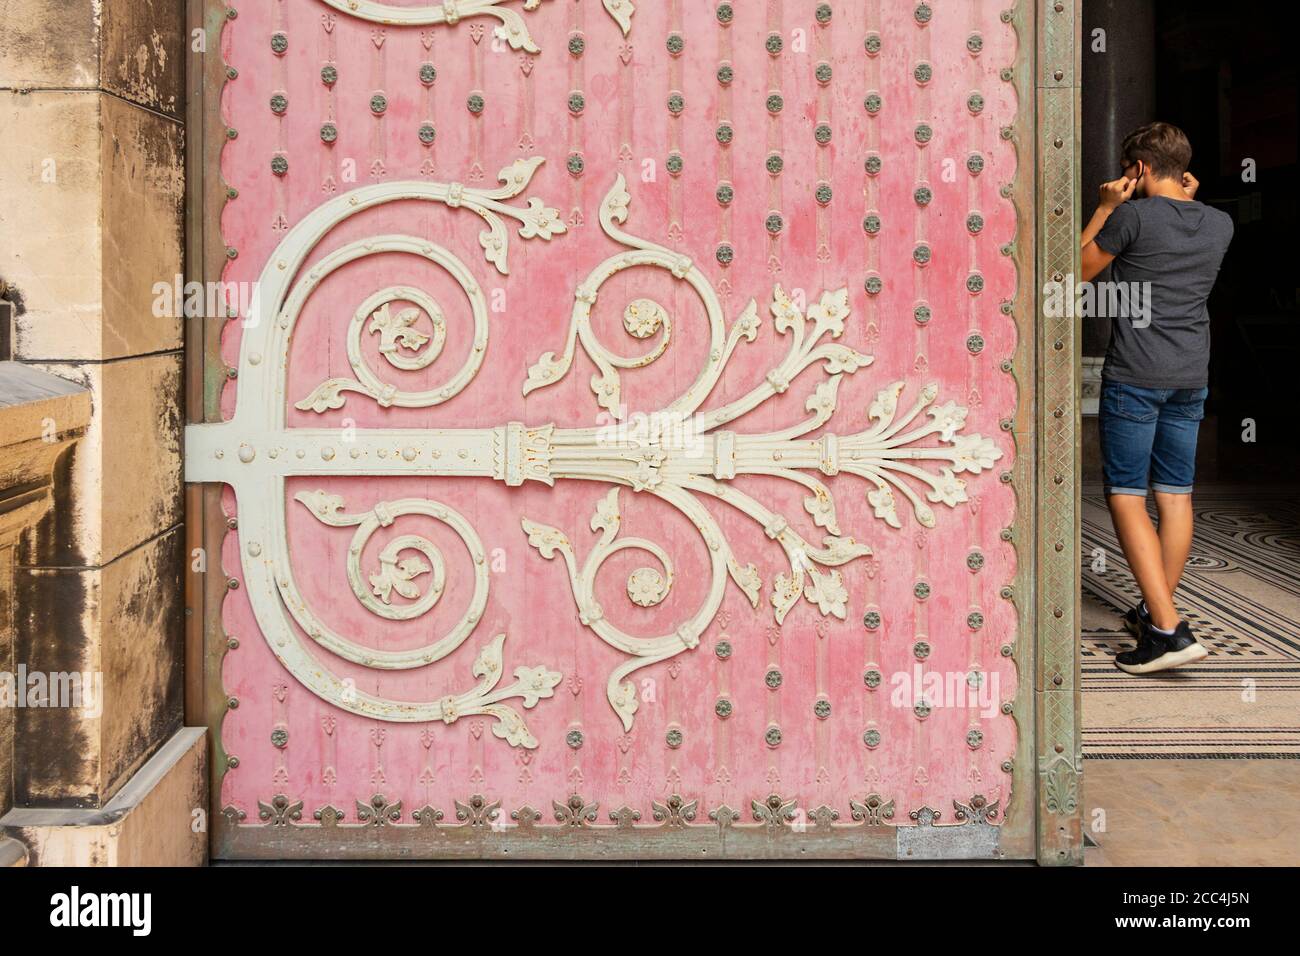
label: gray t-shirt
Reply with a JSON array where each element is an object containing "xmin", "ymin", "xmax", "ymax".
[{"xmin": 1093, "ymin": 195, "xmax": 1233, "ymax": 388}]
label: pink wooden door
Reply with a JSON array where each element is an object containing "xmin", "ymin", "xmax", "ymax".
[{"xmin": 188, "ymin": 0, "xmax": 1026, "ymax": 859}]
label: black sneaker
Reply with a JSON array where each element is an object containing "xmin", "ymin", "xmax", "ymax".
[
  {"xmin": 1122, "ymin": 602, "xmax": 1151, "ymax": 636},
  {"xmin": 1115, "ymin": 620, "xmax": 1208, "ymax": 674}
]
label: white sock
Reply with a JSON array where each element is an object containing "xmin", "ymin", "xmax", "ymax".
[{"xmin": 1139, "ymin": 600, "xmax": 1176, "ymax": 633}]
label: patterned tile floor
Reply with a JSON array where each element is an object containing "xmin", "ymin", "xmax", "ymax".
[{"xmin": 1081, "ymin": 487, "xmax": 1300, "ymax": 758}]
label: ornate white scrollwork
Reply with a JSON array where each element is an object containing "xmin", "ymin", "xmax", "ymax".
[
  {"xmin": 295, "ymin": 490, "xmax": 475, "ymax": 634},
  {"xmin": 317, "ymin": 0, "xmax": 632, "ymax": 49},
  {"xmin": 517, "ymin": 177, "xmax": 1004, "ymax": 726},
  {"xmin": 186, "ymin": 171, "xmax": 1001, "ymax": 741},
  {"xmin": 293, "ymin": 247, "xmax": 485, "ymax": 413},
  {"xmin": 319, "ymin": 0, "xmax": 550, "ymax": 52},
  {"xmin": 286, "ymin": 158, "xmax": 559, "ymax": 415},
  {"xmin": 523, "ymin": 486, "xmax": 733, "ymax": 730},
  {"xmin": 289, "ymin": 490, "xmax": 559, "ymax": 747},
  {"xmin": 186, "ymin": 161, "xmax": 565, "ymax": 747},
  {"xmin": 602, "ymin": 0, "xmax": 635, "ymax": 36}
]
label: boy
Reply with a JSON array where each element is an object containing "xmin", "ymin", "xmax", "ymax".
[{"xmin": 1079, "ymin": 121, "xmax": 1234, "ymax": 674}]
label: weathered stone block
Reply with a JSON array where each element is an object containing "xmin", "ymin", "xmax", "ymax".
[
  {"xmin": 13, "ymin": 526, "xmax": 184, "ymax": 808},
  {"xmin": 101, "ymin": 92, "xmax": 186, "ymax": 357},
  {"xmin": 0, "ymin": 92, "xmax": 183, "ymax": 362},
  {"xmin": 101, "ymin": 0, "xmax": 185, "ymax": 116},
  {"xmin": 0, "ymin": 545, "xmax": 12, "ymax": 821},
  {"xmin": 26, "ymin": 352, "xmax": 182, "ymax": 568},
  {"xmin": 0, "ymin": 0, "xmax": 183, "ymax": 116},
  {"xmin": 0, "ymin": 363, "xmax": 92, "ymax": 820},
  {"xmin": 0, "ymin": 93, "xmax": 102, "ymax": 359},
  {"xmin": 0, "ymin": 0, "xmax": 100, "ymax": 92}
]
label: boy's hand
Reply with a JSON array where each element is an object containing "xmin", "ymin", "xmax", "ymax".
[
  {"xmin": 1181, "ymin": 171, "xmax": 1199, "ymax": 199},
  {"xmin": 1099, "ymin": 176, "xmax": 1137, "ymax": 209}
]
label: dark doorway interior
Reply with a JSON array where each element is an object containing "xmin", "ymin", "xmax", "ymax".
[
  {"xmin": 1077, "ymin": 0, "xmax": 1300, "ymax": 785},
  {"xmin": 1082, "ymin": 0, "xmax": 1300, "ymax": 482}
]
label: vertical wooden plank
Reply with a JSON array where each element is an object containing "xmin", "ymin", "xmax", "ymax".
[
  {"xmin": 184, "ymin": 0, "xmax": 239, "ymax": 851},
  {"xmin": 182, "ymin": 0, "xmax": 207, "ymax": 734}
]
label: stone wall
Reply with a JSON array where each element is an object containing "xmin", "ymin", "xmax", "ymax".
[{"xmin": 0, "ymin": 0, "xmax": 204, "ymax": 864}]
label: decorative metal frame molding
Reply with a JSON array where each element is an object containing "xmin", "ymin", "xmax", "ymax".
[
  {"xmin": 216, "ymin": 789, "xmax": 1007, "ymax": 862},
  {"xmin": 1033, "ymin": 0, "xmax": 1084, "ymax": 865},
  {"xmin": 183, "ymin": 0, "xmax": 1081, "ymax": 863}
]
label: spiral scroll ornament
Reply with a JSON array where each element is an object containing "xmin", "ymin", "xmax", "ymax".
[{"xmin": 186, "ymin": 159, "xmax": 567, "ymax": 747}]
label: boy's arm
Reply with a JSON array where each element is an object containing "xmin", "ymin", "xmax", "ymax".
[{"xmin": 1080, "ymin": 176, "xmax": 1136, "ymax": 282}]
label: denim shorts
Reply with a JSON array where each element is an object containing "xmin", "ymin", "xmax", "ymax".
[{"xmin": 1099, "ymin": 382, "xmax": 1208, "ymax": 496}]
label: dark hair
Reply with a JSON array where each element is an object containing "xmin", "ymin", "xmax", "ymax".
[{"xmin": 1121, "ymin": 122, "xmax": 1192, "ymax": 180}]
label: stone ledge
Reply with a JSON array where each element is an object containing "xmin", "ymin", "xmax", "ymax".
[
  {"xmin": 0, "ymin": 361, "xmax": 89, "ymax": 540},
  {"xmin": 1, "ymin": 727, "xmax": 207, "ymax": 866},
  {"xmin": 0, "ymin": 836, "xmax": 27, "ymax": 866},
  {"xmin": 0, "ymin": 361, "xmax": 91, "ymax": 451}
]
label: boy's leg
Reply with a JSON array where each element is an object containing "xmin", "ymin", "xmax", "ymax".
[
  {"xmin": 1153, "ymin": 491, "xmax": 1194, "ymax": 593},
  {"xmin": 1149, "ymin": 386, "xmax": 1208, "ymax": 601},
  {"xmin": 1108, "ymin": 496, "xmax": 1179, "ymax": 629},
  {"xmin": 1099, "ymin": 383, "xmax": 1180, "ymax": 629}
]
